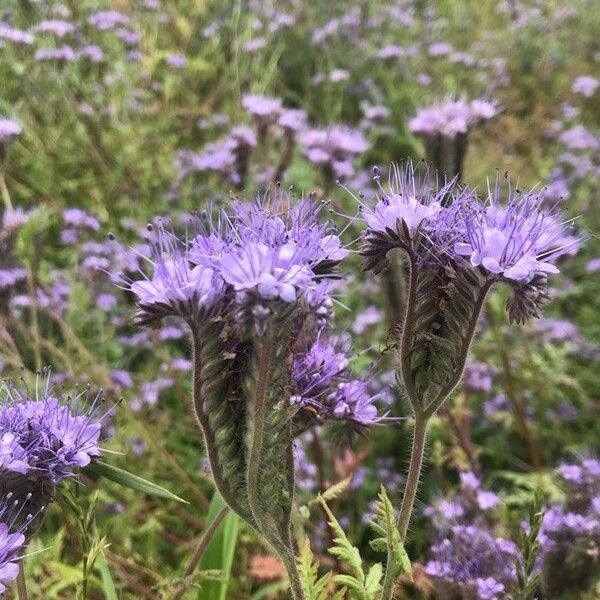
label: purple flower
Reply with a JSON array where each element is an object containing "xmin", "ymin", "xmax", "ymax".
[
  {"xmin": 0, "ymin": 499, "xmax": 28, "ymax": 595},
  {"xmin": 328, "ymin": 380, "xmax": 379, "ymax": 425},
  {"xmin": 96, "ymin": 293, "xmax": 117, "ymax": 310},
  {"xmin": 352, "ymin": 306, "xmax": 382, "ymax": 334},
  {"xmin": 410, "ymin": 99, "xmax": 471, "ymax": 137},
  {"xmin": 33, "ymin": 20, "xmax": 75, "ymax": 38},
  {"xmin": 425, "ymin": 525, "xmax": 517, "ymax": 599},
  {"xmin": 109, "ymin": 369, "xmax": 133, "ymax": 389},
  {"xmin": 0, "ymin": 268, "xmax": 27, "ymax": 291},
  {"xmin": 0, "ymin": 373, "xmax": 105, "ymax": 504},
  {"xmin": 571, "ymin": 76, "xmax": 599, "ymax": 97},
  {"xmin": 166, "ymin": 53, "xmax": 187, "ymax": 69},
  {"xmin": 358, "ymin": 162, "xmax": 459, "ymax": 268},
  {"xmin": 127, "ymin": 247, "xmax": 224, "ymax": 324},
  {"xmin": 410, "ymin": 98, "xmax": 498, "ymax": 138},
  {"xmin": 428, "ymin": 41, "xmax": 452, "ymax": 56},
  {"xmin": 464, "ymin": 361, "xmax": 496, "ymax": 393},
  {"xmin": 0, "ymin": 23, "xmax": 34, "ymax": 45},
  {"xmin": 219, "ymin": 241, "xmax": 313, "ymax": 303},
  {"xmin": 476, "ymin": 577, "xmax": 505, "ymax": 600},
  {"xmin": 452, "ymin": 183, "xmax": 577, "ymax": 283},
  {"xmin": 292, "ymin": 339, "xmax": 349, "ymax": 405},
  {"xmin": 242, "ymin": 95, "xmax": 282, "ymax": 123},
  {"xmin": 559, "ymin": 126, "xmax": 599, "ymax": 151},
  {"xmin": 79, "ymin": 45, "xmax": 103, "ymax": 62},
  {"xmin": 87, "ymin": 11, "xmax": 130, "ymax": 31},
  {"xmin": 0, "ymin": 119, "xmax": 22, "ymax": 144},
  {"xmin": 278, "ymin": 109, "xmax": 307, "ymax": 133},
  {"xmin": 34, "ymin": 46, "xmax": 76, "ymax": 61},
  {"xmin": 300, "ymin": 126, "xmax": 367, "ymax": 179}
]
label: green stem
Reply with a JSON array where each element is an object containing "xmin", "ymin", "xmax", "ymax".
[
  {"xmin": 190, "ymin": 329, "xmax": 246, "ymax": 520},
  {"xmin": 281, "ymin": 549, "xmax": 306, "ymax": 600},
  {"xmin": 398, "ymin": 256, "xmax": 420, "ymax": 408},
  {"xmin": 16, "ymin": 567, "xmax": 29, "ymax": 600},
  {"xmin": 0, "ymin": 171, "xmax": 12, "ymax": 211},
  {"xmin": 380, "ymin": 555, "xmax": 396, "ymax": 600},
  {"xmin": 246, "ymin": 333, "xmax": 275, "ymax": 531},
  {"xmin": 397, "ymin": 415, "xmax": 428, "ymax": 542},
  {"xmin": 172, "ymin": 506, "xmax": 230, "ymax": 600},
  {"xmin": 423, "ymin": 282, "xmax": 492, "ymax": 419}
]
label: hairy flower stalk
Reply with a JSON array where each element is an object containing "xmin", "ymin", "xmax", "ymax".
[
  {"xmin": 358, "ymin": 163, "xmax": 579, "ymax": 548},
  {"xmin": 117, "ymin": 190, "xmax": 380, "ymax": 599}
]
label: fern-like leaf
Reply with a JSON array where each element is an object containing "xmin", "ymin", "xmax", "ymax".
[
  {"xmin": 319, "ymin": 495, "xmax": 382, "ymax": 599},
  {"xmin": 370, "ymin": 485, "xmax": 412, "ymax": 586},
  {"xmin": 298, "ymin": 537, "xmax": 335, "ymax": 600}
]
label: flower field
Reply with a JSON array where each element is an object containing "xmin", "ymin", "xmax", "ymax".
[{"xmin": 0, "ymin": 1, "xmax": 598, "ymax": 599}]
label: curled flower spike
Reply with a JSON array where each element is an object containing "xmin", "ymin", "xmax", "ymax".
[
  {"xmin": 352, "ymin": 162, "xmax": 581, "ymax": 546},
  {"xmin": 0, "ymin": 369, "xmax": 107, "ymax": 510},
  {"xmin": 114, "ymin": 189, "xmax": 363, "ymax": 600}
]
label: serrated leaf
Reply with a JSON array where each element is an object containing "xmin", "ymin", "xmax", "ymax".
[
  {"xmin": 297, "ymin": 537, "xmax": 337, "ymax": 600},
  {"xmin": 321, "ymin": 476, "xmax": 352, "ymax": 502},
  {"xmin": 333, "ymin": 574, "xmax": 364, "ymax": 591},
  {"xmin": 88, "ymin": 460, "xmax": 188, "ymax": 503},
  {"xmin": 364, "ymin": 563, "xmax": 383, "ymax": 594},
  {"xmin": 369, "ymin": 485, "xmax": 412, "ymax": 583}
]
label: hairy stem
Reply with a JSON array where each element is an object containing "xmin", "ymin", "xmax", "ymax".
[
  {"xmin": 246, "ymin": 332, "xmax": 275, "ymax": 532},
  {"xmin": 190, "ymin": 329, "xmax": 246, "ymax": 520},
  {"xmin": 281, "ymin": 549, "xmax": 306, "ymax": 600},
  {"xmin": 397, "ymin": 414, "xmax": 428, "ymax": 542},
  {"xmin": 398, "ymin": 256, "xmax": 419, "ymax": 408},
  {"xmin": 172, "ymin": 506, "xmax": 229, "ymax": 600},
  {"xmin": 16, "ymin": 567, "xmax": 29, "ymax": 600},
  {"xmin": 380, "ymin": 549, "xmax": 397, "ymax": 600}
]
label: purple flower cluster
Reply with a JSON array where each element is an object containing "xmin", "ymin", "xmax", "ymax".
[
  {"xmin": 291, "ymin": 338, "xmax": 379, "ymax": 425},
  {"xmin": 424, "ymin": 471, "xmax": 515, "ymax": 600},
  {"xmin": 0, "ymin": 496, "xmax": 29, "ymax": 596},
  {"xmin": 0, "ymin": 373, "xmax": 104, "ymax": 506},
  {"xmin": 0, "ymin": 119, "xmax": 22, "ymax": 145},
  {"xmin": 425, "ymin": 525, "xmax": 517, "ymax": 600},
  {"xmin": 359, "ymin": 163, "xmax": 578, "ymax": 294},
  {"xmin": 119, "ymin": 193, "xmax": 347, "ymax": 332},
  {"xmin": 425, "ymin": 471, "xmax": 501, "ymax": 529},
  {"xmin": 410, "ymin": 98, "xmax": 498, "ymax": 138},
  {"xmin": 300, "ymin": 126, "xmax": 368, "ymax": 180},
  {"xmin": 540, "ymin": 458, "xmax": 600, "ymax": 553},
  {"xmin": 536, "ymin": 457, "xmax": 600, "ymax": 595}
]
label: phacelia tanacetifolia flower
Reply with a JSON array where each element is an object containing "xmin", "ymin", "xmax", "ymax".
[
  {"xmin": 452, "ymin": 189, "xmax": 575, "ymax": 282},
  {"xmin": 358, "ymin": 162, "xmax": 461, "ymax": 270},
  {"xmin": 0, "ymin": 495, "xmax": 31, "ymax": 596},
  {"xmin": 0, "ymin": 371, "xmax": 105, "ymax": 508}
]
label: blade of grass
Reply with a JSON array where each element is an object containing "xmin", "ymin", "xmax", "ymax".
[{"xmin": 197, "ymin": 492, "xmax": 239, "ymax": 600}]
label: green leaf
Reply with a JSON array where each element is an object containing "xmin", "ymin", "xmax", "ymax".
[
  {"xmin": 88, "ymin": 460, "xmax": 188, "ymax": 503},
  {"xmin": 198, "ymin": 492, "xmax": 239, "ymax": 600},
  {"xmin": 364, "ymin": 563, "xmax": 384, "ymax": 595},
  {"xmin": 319, "ymin": 495, "xmax": 373, "ymax": 598},
  {"xmin": 370, "ymin": 485, "xmax": 412, "ymax": 583},
  {"xmin": 95, "ymin": 552, "xmax": 118, "ymax": 600},
  {"xmin": 297, "ymin": 537, "xmax": 337, "ymax": 600},
  {"xmin": 320, "ymin": 476, "xmax": 352, "ymax": 502}
]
